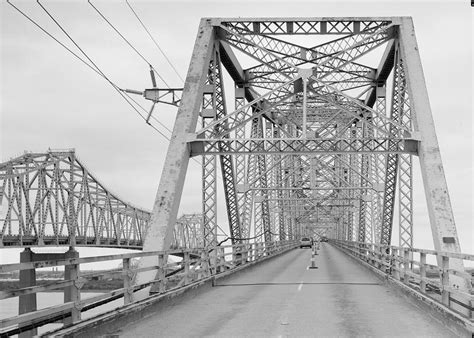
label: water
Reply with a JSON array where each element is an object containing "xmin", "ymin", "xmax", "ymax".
[{"xmin": 1, "ymin": 292, "xmax": 124, "ymax": 336}]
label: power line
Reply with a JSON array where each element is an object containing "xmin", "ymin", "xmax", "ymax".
[
  {"xmin": 87, "ymin": 0, "xmax": 170, "ymax": 88},
  {"xmin": 6, "ymin": 0, "xmax": 104, "ymax": 81},
  {"xmin": 125, "ymin": 0, "xmax": 185, "ymax": 83},
  {"xmin": 8, "ymin": 1, "xmax": 198, "ymax": 165},
  {"xmin": 34, "ymin": 0, "xmax": 171, "ymax": 140}
]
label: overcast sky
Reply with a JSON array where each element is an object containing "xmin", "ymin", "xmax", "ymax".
[{"xmin": 0, "ymin": 0, "xmax": 472, "ymax": 263}]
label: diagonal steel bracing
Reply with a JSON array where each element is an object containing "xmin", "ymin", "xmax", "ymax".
[{"xmin": 133, "ymin": 17, "xmax": 467, "ymax": 300}]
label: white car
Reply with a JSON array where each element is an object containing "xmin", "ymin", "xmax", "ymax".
[{"xmin": 299, "ymin": 237, "xmax": 313, "ymax": 248}]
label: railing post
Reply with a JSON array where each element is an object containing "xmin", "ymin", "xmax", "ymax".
[
  {"xmin": 219, "ymin": 247, "xmax": 225, "ymax": 272},
  {"xmin": 201, "ymin": 250, "xmax": 209, "ymax": 277},
  {"xmin": 371, "ymin": 244, "xmax": 376, "ymax": 266},
  {"xmin": 123, "ymin": 258, "xmax": 133, "ymax": 305},
  {"xmin": 419, "ymin": 252, "xmax": 427, "ymax": 293},
  {"xmin": 232, "ymin": 246, "xmax": 240, "ymax": 266},
  {"xmin": 403, "ymin": 248, "xmax": 410, "ymax": 285},
  {"xmin": 64, "ymin": 247, "xmax": 81, "ymax": 325},
  {"xmin": 241, "ymin": 244, "xmax": 248, "ymax": 264},
  {"xmin": 209, "ymin": 249, "xmax": 217, "ymax": 275},
  {"xmin": 384, "ymin": 247, "xmax": 391, "ymax": 274},
  {"xmin": 18, "ymin": 248, "xmax": 37, "ymax": 338},
  {"xmin": 441, "ymin": 255, "xmax": 450, "ymax": 306},
  {"xmin": 158, "ymin": 253, "xmax": 166, "ymax": 293},
  {"xmin": 392, "ymin": 248, "xmax": 400, "ymax": 280},
  {"xmin": 183, "ymin": 251, "xmax": 190, "ymax": 285},
  {"xmin": 240, "ymin": 244, "xmax": 245, "ymax": 264},
  {"xmin": 376, "ymin": 245, "xmax": 382, "ymax": 270}
]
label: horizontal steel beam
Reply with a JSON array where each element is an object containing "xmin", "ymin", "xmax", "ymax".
[{"xmin": 189, "ymin": 138, "xmax": 418, "ymax": 156}]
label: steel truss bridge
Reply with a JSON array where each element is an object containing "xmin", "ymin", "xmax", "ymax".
[
  {"xmin": 0, "ymin": 17, "xmax": 472, "ymax": 337},
  {"xmin": 143, "ymin": 16, "xmax": 463, "ymax": 259},
  {"xmin": 0, "ymin": 150, "xmax": 202, "ymax": 250}
]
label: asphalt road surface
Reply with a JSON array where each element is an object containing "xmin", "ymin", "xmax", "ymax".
[{"xmin": 118, "ymin": 243, "xmax": 458, "ymax": 337}]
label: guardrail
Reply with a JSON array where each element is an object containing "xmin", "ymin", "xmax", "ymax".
[
  {"xmin": 331, "ymin": 239, "xmax": 474, "ymax": 320},
  {"xmin": 0, "ymin": 240, "xmax": 297, "ymax": 336}
]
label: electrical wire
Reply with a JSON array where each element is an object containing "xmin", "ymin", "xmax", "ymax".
[
  {"xmin": 87, "ymin": 0, "xmax": 170, "ymax": 88},
  {"xmin": 6, "ymin": 0, "xmax": 104, "ymax": 80},
  {"xmin": 125, "ymin": 0, "xmax": 185, "ymax": 83},
  {"xmin": 8, "ymin": 1, "xmax": 213, "ymax": 167},
  {"xmin": 34, "ymin": 0, "xmax": 171, "ymax": 140}
]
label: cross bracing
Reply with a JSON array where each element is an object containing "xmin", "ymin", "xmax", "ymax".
[
  {"xmin": 0, "ymin": 151, "xmax": 204, "ymax": 249},
  {"xmin": 141, "ymin": 17, "xmax": 464, "ymax": 264},
  {"xmin": 0, "ymin": 150, "xmax": 149, "ymax": 248}
]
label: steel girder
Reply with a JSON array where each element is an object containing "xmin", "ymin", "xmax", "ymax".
[{"xmin": 190, "ymin": 138, "xmax": 415, "ymax": 156}]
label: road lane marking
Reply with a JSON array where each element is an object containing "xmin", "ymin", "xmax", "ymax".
[{"xmin": 298, "ymin": 282, "xmax": 303, "ymax": 291}]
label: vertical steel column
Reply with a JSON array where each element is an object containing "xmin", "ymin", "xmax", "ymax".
[
  {"xmin": 398, "ymin": 17, "xmax": 465, "ymax": 267},
  {"xmin": 67, "ymin": 153, "xmax": 76, "ymax": 246},
  {"xmin": 362, "ymin": 115, "xmax": 374, "ymax": 244},
  {"xmin": 372, "ymin": 96, "xmax": 387, "ymax": 244},
  {"xmin": 234, "ymin": 87, "xmax": 249, "ymax": 239},
  {"xmin": 395, "ymin": 57, "xmax": 414, "ymax": 249},
  {"xmin": 201, "ymin": 54, "xmax": 218, "ymax": 247},
  {"xmin": 380, "ymin": 45, "xmax": 403, "ymax": 246},
  {"xmin": 213, "ymin": 46, "xmax": 242, "ymax": 242},
  {"xmin": 252, "ymin": 116, "xmax": 271, "ymax": 242},
  {"xmin": 265, "ymin": 120, "xmax": 278, "ymax": 239},
  {"xmin": 274, "ymin": 128, "xmax": 285, "ymax": 240},
  {"xmin": 358, "ymin": 120, "xmax": 370, "ymax": 243},
  {"xmin": 349, "ymin": 126, "xmax": 360, "ymax": 241},
  {"xmin": 135, "ymin": 20, "xmax": 215, "ymax": 299}
]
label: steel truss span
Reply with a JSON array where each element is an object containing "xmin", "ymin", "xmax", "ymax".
[
  {"xmin": 143, "ymin": 17, "xmax": 464, "ymax": 270},
  {"xmin": 0, "ymin": 151, "xmax": 204, "ymax": 249},
  {"xmin": 0, "ymin": 150, "xmax": 150, "ymax": 248}
]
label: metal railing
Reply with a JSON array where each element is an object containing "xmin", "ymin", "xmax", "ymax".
[
  {"xmin": 331, "ymin": 239, "xmax": 474, "ymax": 320},
  {"xmin": 0, "ymin": 240, "xmax": 297, "ymax": 335}
]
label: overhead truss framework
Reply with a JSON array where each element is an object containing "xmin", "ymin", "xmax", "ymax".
[{"xmin": 141, "ymin": 17, "xmax": 463, "ymax": 269}]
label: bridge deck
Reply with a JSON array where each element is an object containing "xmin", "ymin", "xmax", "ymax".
[{"xmin": 118, "ymin": 244, "xmax": 456, "ymax": 337}]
